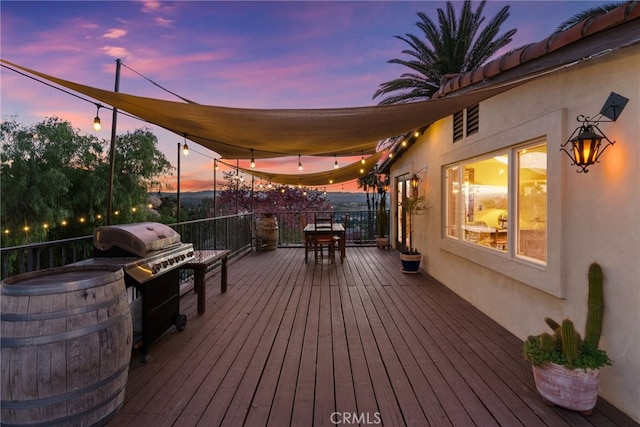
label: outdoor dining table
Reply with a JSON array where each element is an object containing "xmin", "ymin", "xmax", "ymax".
[{"xmin": 303, "ymin": 223, "xmax": 346, "ymax": 263}]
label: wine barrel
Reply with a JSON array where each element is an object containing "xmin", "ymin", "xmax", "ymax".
[
  {"xmin": 256, "ymin": 217, "xmax": 279, "ymax": 251},
  {"xmin": 1, "ymin": 265, "xmax": 133, "ymax": 426}
]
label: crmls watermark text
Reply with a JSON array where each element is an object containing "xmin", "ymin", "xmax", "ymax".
[{"xmin": 330, "ymin": 412, "xmax": 382, "ymax": 425}]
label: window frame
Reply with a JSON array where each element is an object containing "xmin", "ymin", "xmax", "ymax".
[
  {"xmin": 439, "ymin": 108, "xmax": 564, "ymax": 297},
  {"xmin": 444, "ymin": 142, "xmax": 546, "ymax": 264}
]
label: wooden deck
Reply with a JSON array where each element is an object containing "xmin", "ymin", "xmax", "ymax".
[{"xmin": 109, "ymin": 247, "xmax": 636, "ymax": 427}]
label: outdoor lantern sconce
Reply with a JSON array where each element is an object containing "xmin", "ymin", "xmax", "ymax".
[
  {"xmin": 561, "ymin": 92, "xmax": 628, "ymax": 173},
  {"xmin": 410, "ymin": 164, "xmax": 428, "ymax": 197},
  {"xmin": 410, "ymin": 174, "xmax": 420, "ymax": 190}
]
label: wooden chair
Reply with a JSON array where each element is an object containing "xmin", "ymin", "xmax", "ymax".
[{"xmin": 314, "ymin": 212, "xmax": 335, "ymax": 263}]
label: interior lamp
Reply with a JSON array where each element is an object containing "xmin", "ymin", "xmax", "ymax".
[
  {"xmin": 92, "ymin": 104, "xmax": 102, "ymax": 131},
  {"xmin": 561, "ymin": 92, "xmax": 628, "ymax": 173}
]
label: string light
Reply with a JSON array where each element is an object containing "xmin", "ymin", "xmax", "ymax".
[
  {"xmin": 250, "ymin": 149, "xmax": 256, "ymax": 169},
  {"xmin": 360, "ymin": 151, "xmax": 365, "ymax": 165},
  {"xmin": 298, "ymin": 155, "xmax": 303, "ymax": 171},
  {"xmin": 92, "ymin": 104, "xmax": 102, "ymax": 131},
  {"xmin": 334, "ymin": 155, "xmax": 339, "ymax": 169},
  {"xmin": 182, "ymin": 135, "xmax": 189, "ymax": 156}
]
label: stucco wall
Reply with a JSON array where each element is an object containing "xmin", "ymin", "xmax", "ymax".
[{"xmin": 390, "ymin": 44, "xmax": 640, "ymax": 421}]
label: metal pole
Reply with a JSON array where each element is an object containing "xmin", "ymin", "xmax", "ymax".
[
  {"xmin": 235, "ymin": 159, "xmax": 239, "ymax": 214},
  {"xmin": 251, "ymin": 175, "xmax": 255, "ymax": 212},
  {"xmin": 177, "ymin": 142, "xmax": 181, "ymax": 223},
  {"xmin": 213, "ymin": 159, "xmax": 217, "ymax": 217},
  {"xmin": 106, "ymin": 59, "xmax": 121, "ymax": 225}
]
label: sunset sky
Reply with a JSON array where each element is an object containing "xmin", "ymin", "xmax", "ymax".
[{"xmin": 1, "ymin": 0, "xmax": 610, "ymax": 192}]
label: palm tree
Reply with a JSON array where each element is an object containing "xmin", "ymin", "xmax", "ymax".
[
  {"xmin": 555, "ymin": 2, "xmax": 623, "ymax": 32},
  {"xmin": 373, "ymin": 0, "xmax": 516, "ymax": 105}
]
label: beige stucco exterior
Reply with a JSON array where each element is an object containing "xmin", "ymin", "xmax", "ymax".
[{"xmin": 389, "ymin": 44, "xmax": 640, "ymax": 421}]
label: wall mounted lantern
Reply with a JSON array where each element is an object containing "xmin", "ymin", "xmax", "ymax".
[
  {"xmin": 410, "ymin": 174, "xmax": 420, "ymax": 191},
  {"xmin": 561, "ymin": 92, "xmax": 628, "ymax": 173}
]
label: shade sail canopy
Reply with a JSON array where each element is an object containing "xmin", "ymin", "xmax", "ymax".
[
  {"xmin": 228, "ymin": 151, "xmax": 384, "ymax": 186},
  {"xmin": 2, "ymin": 59, "xmax": 519, "ymax": 161}
]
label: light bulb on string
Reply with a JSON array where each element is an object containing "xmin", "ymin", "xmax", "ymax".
[
  {"xmin": 182, "ymin": 135, "xmax": 189, "ymax": 156},
  {"xmin": 250, "ymin": 149, "xmax": 256, "ymax": 169},
  {"xmin": 92, "ymin": 104, "xmax": 102, "ymax": 131},
  {"xmin": 298, "ymin": 155, "xmax": 303, "ymax": 171}
]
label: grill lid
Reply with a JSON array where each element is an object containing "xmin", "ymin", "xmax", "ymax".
[{"xmin": 93, "ymin": 222, "xmax": 181, "ymax": 257}]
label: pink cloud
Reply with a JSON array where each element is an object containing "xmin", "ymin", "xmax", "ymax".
[
  {"xmin": 103, "ymin": 28, "xmax": 127, "ymax": 39},
  {"xmin": 155, "ymin": 17, "xmax": 173, "ymax": 27},
  {"xmin": 140, "ymin": 0, "xmax": 161, "ymax": 13},
  {"xmin": 101, "ymin": 46, "xmax": 132, "ymax": 60}
]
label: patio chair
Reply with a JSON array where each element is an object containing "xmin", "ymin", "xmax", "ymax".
[{"xmin": 314, "ymin": 212, "xmax": 336, "ymax": 263}]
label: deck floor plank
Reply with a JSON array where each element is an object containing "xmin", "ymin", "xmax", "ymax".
[{"xmin": 108, "ymin": 247, "xmax": 637, "ymax": 427}]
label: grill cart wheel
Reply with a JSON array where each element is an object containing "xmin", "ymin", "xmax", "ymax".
[{"xmin": 175, "ymin": 314, "xmax": 187, "ymax": 332}]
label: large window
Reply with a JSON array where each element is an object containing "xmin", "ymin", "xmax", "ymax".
[{"xmin": 444, "ymin": 142, "xmax": 547, "ymax": 264}]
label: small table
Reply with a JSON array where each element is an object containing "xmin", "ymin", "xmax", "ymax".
[
  {"xmin": 463, "ymin": 225, "xmax": 507, "ymax": 249},
  {"xmin": 182, "ymin": 250, "xmax": 229, "ymax": 314},
  {"xmin": 303, "ymin": 223, "xmax": 345, "ymax": 263}
]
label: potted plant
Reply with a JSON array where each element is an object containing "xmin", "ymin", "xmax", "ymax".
[
  {"xmin": 375, "ymin": 192, "xmax": 389, "ymax": 248},
  {"xmin": 523, "ymin": 262, "xmax": 612, "ymax": 414},
  {"xmin": 400, "ymin": 195, "xmax": 428, "ymax": 273}
]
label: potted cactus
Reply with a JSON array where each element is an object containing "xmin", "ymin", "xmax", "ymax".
[{"xmin": 523, "ymin": 262, "xmax": 612, "ymax": 414}]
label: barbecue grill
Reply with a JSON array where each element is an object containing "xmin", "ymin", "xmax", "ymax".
[{"xmin": 74, "ymin": 222, "xmax": 195, "ymax": 362}]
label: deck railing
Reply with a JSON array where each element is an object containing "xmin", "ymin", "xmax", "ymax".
[{"xmin": 0, "ymin": 209, "xmax": 385, "ymax": 280}]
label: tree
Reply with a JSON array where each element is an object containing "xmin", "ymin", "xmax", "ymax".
[
  {"xmin": 213, "ymin": 171, "xmax": 332, "ymax": 217},
  {"xmin": 373, "ymin": 0, "xmax": 516, "ymax": 105},
  {"xmin": 555, "ymin": 2, "xmax": 623, "ymax": 32},
  {"xmin": 0, "ymin": 117, "xmax": 172, "ymax": 245}
]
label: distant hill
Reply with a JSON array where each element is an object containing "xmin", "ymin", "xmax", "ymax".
[{"xmin": 153, "ymin": 191, "xmax": 370, "ymax": 209}]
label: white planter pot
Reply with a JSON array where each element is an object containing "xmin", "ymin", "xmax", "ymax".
[{"xmin": 532, "ymin": 363, "xmax": 600, "ymax": 414}]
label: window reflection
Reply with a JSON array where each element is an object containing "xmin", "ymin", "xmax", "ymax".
[
  {"xmin": 517, "ymin": 145, "xmax": 547, "ymax": 262},
  {"xmin": 462, "ymin": 156, "xmax": 508, "ymax": 251}
]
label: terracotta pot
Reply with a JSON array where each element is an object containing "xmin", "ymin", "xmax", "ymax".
[
  {"xmin": 532, "ymin": 363, "xmax": 600, "ymax": 414},
  {"xmin": 375, "ymin": 236, "xmax": 388, "ymax": 248},
  {"xmin": 400, "ymin": 252, "xmax": 421, "ymax": 273}
]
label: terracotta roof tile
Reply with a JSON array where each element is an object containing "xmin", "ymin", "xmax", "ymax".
[
  {"xmin": 483, "ymin": 58, "xmax": 502, "ymax": 79},
  {"xmin": 460, "ymin": 71, "xmax": 473, "ymax": 88},
  {"xmin": 584, "ymin": 2, "xmax": 632, "ymax": 35},
  {"xmin": 520, "ymin": 40, "xmax": 549, "ymax": 63},
  {"xmin": 470, "ymin": 66, "xmax": 485, "ymax": 85},
  {"xmin": 630, "ymin": 1, "xmax": 640, "ymax": 19},
  {"xmin": 547, "ymin": 20, "xmax": 588, "ymax": 51},
  {"xmin": 500, "ymin": 46, "xmax": 527, "ymax": 72}
]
